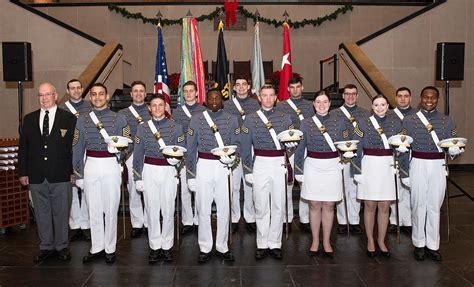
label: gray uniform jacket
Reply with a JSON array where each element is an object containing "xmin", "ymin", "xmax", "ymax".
[
  {"xmin": 59, "ymin": 99, "xmax": 91, "ymax": 118},
  {"xmin": 276, "ymin": 97, "xmax": 314, "ymax": 129}
]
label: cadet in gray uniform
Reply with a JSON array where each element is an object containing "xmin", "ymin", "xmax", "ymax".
[
  {"xmin": 59, "ymin": 79, "xmax": 91, "ymax": 241},
  {"xmin": 333, "ymin": 84, "xmax": 370, "ymax": 235},
  {"xmin": 172, "ymin": 81, "xmax": 205, "ymax": 234},
  {"xmin": 241, "ymin": 84, "xmax": 294, "ymax": 260},
  {"xmin": 352, "ymin": 95, "xmax": 402, "ymax": 258},
  {"xmin": 133, "ymin": 94, "xmax": 185, "ymax": 263},
  {"xmin": 401, "ymin": 86, "xmax": 460, "ymax": 261},
  {"xmin": 118, "ymin": 80, "xmax": 151, "ymax": 238},
  {"xmin": 73, "ymin": 83, "xmax": 131, "ymax": 264},
  {"xmin": 295, "ymin": 91, "xmax": 349, "ymax": 257},
  {"xmin": 387, "ymin": 87, "xmax": 415, "ymax": 234},
  {"xmin": 277, "ymin": 76, "xmax": 314, "ymax": 232},
  {"xmin": 223, "ymin": 75, "xmax": 260, "ymax": 232},
  {"xmin": 186, "ymin": 89, "xmax": 240, "ymax": 263}
]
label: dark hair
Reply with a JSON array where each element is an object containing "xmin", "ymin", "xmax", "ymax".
[
  {"xmin": 66, "ymin": 79, "xmax": 82, "ymax": 89},
  {"xmin": 233, "ymin": 75, "xmax": 250, "ymax": 84},
  {"xmin": 372, "ymin": 94, "xmax": 389, "ymax": 104},
  {"xmin": 313, "ymin": 90, "xmax": 330, "ymax": 102},
  {"xmin": 288, "ymin": 75, "xmax": 303, "ymax": 86},
  {"xmin": 260, "ymin": 84, "xmax": 276, "ymax": 94},
  {"xmin": 420, "ymin": 86, "xmax": 439, "ymax": 98},
  {"xmin": 343, "ymin": 84, "xmax": 358, "ymax": 94},
  {"xmin": 183, "ymin": 80, "xmax": 198, "ymax": 91},
  {"xmin": 90, "ymin": 82, "xmax": 107, "ymax": 94},
  {"xmin": 149, "ymin": 93, "xmax": 166, "ymax": 104},
  {"xmin": 206, "ymin": 88, "xmax": 222, "ymax": 98},
  {"xmin": 131, "ymin": 80, "xmax": 146, "ymax": 90},
  {"xmin": 396, "ymin": 86, "xmax": 411, "ymax": 96}
]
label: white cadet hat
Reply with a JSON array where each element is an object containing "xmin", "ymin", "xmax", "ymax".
[
  {"xmin": 388, "ymin": 134, "xmax": 413, "ymax": 148},
  {"xmin": 334, "ymin": 140, "xmax": 360, "ymax": 152},
  {"xmin": 211, "ymin": 145, "xmax": 238, "ymax": 157},
  {"xmin": 277, "ymin": 129, "xmax": 303, "ymax": 143},
  {"xmin": 438, "ymin": 137, "xmax": 467, "ymax": 148},
  {"xmin": 160, "ymin": 145, "xmax": 187, "ymax": 158},
  {"xmin": 106, "ymin": 136, "xmax": 133, "ymax": 148}
]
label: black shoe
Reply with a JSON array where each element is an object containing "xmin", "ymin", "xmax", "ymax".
[
  {"xmin": 198, "ymin": 252, "xmax": 212, "ymax": 263},
  {"xmin": 162, "ymin": 249, "xmax": 173, "ymax": 262},
  {"xmin": 33, "ymin": 250, "xmax": 55, "ymax": 262},
  {"xmin": 246, "ymin": 222, "xmax": 257, "ymax": 232},
  {"xmin": 367, "ymin": 249, "xmax": 376, "ymax": 258},
  {"xmin": 131, "ymin": 227, "xmax": 143, "ymax": 238},
  {"xmin": 182, "ymin": 225, "xmax": 194, "ymax": 235},
  {"xmin": 377, "ymin": 242, "xmax": 390, "ymax": 258},
  {"xmin": 255, "ymin": 248, "xmax": 269, "ymax": 260},
  {"xmin": 82, "ymin": 229, "xmax": 91, "ymax": 240},
  {"xmin": 337, "ymin": 224, "xmax": 348, "ymax": 234},
  {"xmin": 299, "ymin": 223, "xmax": 311, "ymax": 233},
  {"xmin": 414, "ymin": 247, "xmax": 426, "ymax": 261},
  {"xmin": 144, "ymin": 227, "xmax": 148, "ymax": 234},
  {"xmin": 57, "ymin": 248, "xmax": 71, "ymax": 261},
  {"xmin": 387, "ymin": 224, "xmax": 397, "ymax": 234},
  {"xmin": 69, "ymin": 229, "xmax": 83, "ymax": 242},
  {"xmin": 282, "ymin": 223, "xmax": 292, "ymax": 234},
  {"xmin": 323, "ymin": 250, "xmax": 334, "ymax": 258},
  {"xmin": 232, "ymin": 223, "xmax": 239, "ymax": 233},
  {"xmin": 82, "ymin": 250, "xmax": 105, "ymax": 263},
  {"xmin": 148, "ymin": 249, "xmax": 161, "ymax": 263},
  {"xmin": 401, "ymin": 226, "xmax": 412, "ymax": 234},
  {"xmin": 269, "ymin": 248, "xmax": 283, "ymax": 259},
  {"xmin": 350, "ymin": 224, "xmax": 363, "ymax": 234},
  {"xmin": 105, "ymin": 252, "xmax": 116, "ymax": 264},
  {"xmin": 308, "ymin": 250, "xmax": 319, "ymax": 257},
  {"xmin": 218, "ymin": 250, "xmax": 235, "ymax": 262},
  {"xmin": 425, "ymin": 248, "xmax": 442, "ymax": 261}
]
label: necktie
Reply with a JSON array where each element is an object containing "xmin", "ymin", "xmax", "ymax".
[{"xmin": 43, "ymin": 110, "xmax": 49, "ymax": 137}]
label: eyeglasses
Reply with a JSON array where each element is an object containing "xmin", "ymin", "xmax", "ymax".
[
  {"xmin": 38, "ymin": 92, "xmax": 55, "ymax": 98},
  {"xmin": 343, "ymin": 92, "xmax": 357, "ymax": 96}
]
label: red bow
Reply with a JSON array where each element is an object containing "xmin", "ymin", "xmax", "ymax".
[{"xmin": 224, "ymin": 0, "xmax": 239, "ymax": 27}]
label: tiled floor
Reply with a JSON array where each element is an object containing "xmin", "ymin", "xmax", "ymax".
[{"xmin": 0, "ymin": 171, "xmax": 473, "ymax": 286}]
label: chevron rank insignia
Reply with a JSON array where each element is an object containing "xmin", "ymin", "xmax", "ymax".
[
  {"xmin": 242, "ymin": 125, "xmax": 249, "ymax": 134},
  {"xmin": 134, "ymin": 135, "xmax": 141, "ymax": 144},
  {"xmin": 235, "ymin": 127, "xmax": 241, "ymax": 135},
  {"xmin": 354, "ymin": 125, "xmax": 364, "ymax": 138},
  {"xmin": 72, "ymin": 128, "xmax": 79, "ymax": 146},
  {"xmin": 178, "ymin": 134, "xmax": 185, "ymax": 143},
  {"xmin": 188, "ymin": 127, "xmax": 194, "ymax": 136}
]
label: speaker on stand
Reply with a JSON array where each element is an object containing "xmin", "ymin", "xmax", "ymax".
[{"xmin": 2, "ymin": 42, "xmax": 33, "ymax": 134}]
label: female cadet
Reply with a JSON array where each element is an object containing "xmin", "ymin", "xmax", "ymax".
[{"xmin": 294, "ymin": 91, "xmax": 349, "ymax": 257}]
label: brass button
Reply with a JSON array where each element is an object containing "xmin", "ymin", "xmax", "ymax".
[
  {"xmin": 44, "ymin": 157, "xmax": 48, "ymax": 160},
  {"xmin": 44, "ymin": 145, "xmax": 47, "ymax": 149}
]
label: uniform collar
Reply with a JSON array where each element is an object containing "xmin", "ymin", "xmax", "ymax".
[
  {"xmin": 316, "ymin": 113, "xmax": 329, "ymax": 121},
  {"xmin": 92, "ymin": 107, "xmax": 109, "ymax": 116},
  {"xmin": 260, "ymin": 107, "xmax": 275, "ymax": 116},
  {"xmin": 207, "ymin": 108, "xmax": 223, "ymax": 117},
  {"xmin": 69, "ymin": 99, "xmax": 84, "ymax": 107},
  {"xmin": 290, "ymin": 96, "xmax": 303, "ymax": 103},
  {"xmin": 343, "ymin": 104, "xmax": 357, "ymax": 111},
  {"xmin": 153, "ymin": 117, "xmax": 167, "ymax": 124},
  {"xmin": 186, "ymin": 102, "xmax": 199, "ymax": 109},
  {"xmin": 421, "ymin": 108, "xmax": 438, "ymax": 116},
  {"xmin": 397, "ymin": 106, "xmax": 413, "ymax": 115},
  {"xmin": 132, "ymin": 103, "xmax": 147, "ymax": 110},
  {"xmin": 374, "ymin": 114, "xmax": 387, "ymax": 122}
]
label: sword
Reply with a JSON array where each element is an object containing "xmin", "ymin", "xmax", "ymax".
[
  {"xmin": 227, "ymin": 166, "xmax": 233, "ymax": 246},
  {"xmin": 391, "ymin": 152, "xmax": 401, "ymax": 244},
  {"xmin": 282, "ymin": 148, "xmax": 290, "ymax": 240},
  {"xmin": 339, "ymin": 154, "xmax": 351, "ymax": 238},
  {"xmin": 444, "ymin": 154, "xmax": 451, "ymax": 243},
  {"xmin": 174, "ymin": 162, "xmax": 183, "ymax": 250}
]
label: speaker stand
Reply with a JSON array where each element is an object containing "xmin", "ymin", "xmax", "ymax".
[
  {"xmin": 18, "ymin": 81, "xmax": 24, "ymax": 135},
  {"xmin": 444, "ymin": 80, "xmax": 473, "ymax": 201}
]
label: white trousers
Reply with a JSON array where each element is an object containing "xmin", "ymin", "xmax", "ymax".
[
  {"xmin": 180, "ymin": 167, "xmax": 198, "ymax": 226},
  {"xmin": 84, "ymin": 157, "xmax": 121, "ymax": 254},
  {"xmin": 390, "ymin": 178, "xmax": 412, "ymax": 226},
  {"xmin": 410, "ymin": 158, "xmax": 446, "ymax": 250},
  {"xmin": 69, "ymin": 186, "xmax": 90, "ymax": 229},
  {"xmin": 336, "ymin": 163, "xmax": 361, "ymax": 224},
  {"xmin": 231, "ymin": 162, "xmax": 255, "ymax": 223},
  {"xmin": 253, "ymin": 156, "xmax": 286, "ymax": 249},
  {"xmin": 143, "ymin": 164, "xmax": 177, "ymax": 250},
  {"xmin": 126, "ymin": 155, "xmax": 147, "ymax": 228},
  {"xmin": 196, "ymin": 158, "xmax": 230, "ymax": 253}
]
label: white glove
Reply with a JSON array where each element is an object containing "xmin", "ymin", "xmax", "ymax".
[
  {"xmin": 448, "ymin": 146, "xmax": 462, "ymax": 156},
  {"xmin": 107, "ymin": 145, "xmax": 119, "ymax": 154},
  {"xmin": 343, "ymin": 151, "xmax": 355, "ymax": 159},
  {"xmin": 135, "ymin": 180, "xmax": 145, "ymax": 192},
  {"xmin": 219, "ymin": 155, "xmax": 235, "ymax": 165},
  {"xmin": 396, "ymin": 145, "xmax": 409, "ymax": 153},
  {"xmin": 244, "ymin": 174, "xmax": 253, "ymax": 184},
  {"xmin": 401, "ymin": 177, "xmax": 410, "ymax": 188},
  {"xmin": 166, "ymin": 157, "xmax": 181, "ymax": 166},
  {"xmin": 295, "ymin": 175, "xmax": 304, "ymax": 183},
  {"xmin": 353, "ymin": 174, "xmax": 363, "ymax": 184},
  {"xmin": 75, "ymin": 179, "xmax": 84, "ymax": 189},
  {"xmin": 284, "ymin": 142, "xmax": 298, "ymax": 149},
  {"xmin": 188, "ymin": 179, "xmax": 197, "ymax": 192}
]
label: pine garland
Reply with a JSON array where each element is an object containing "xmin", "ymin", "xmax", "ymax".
[{"xmin": 107, "ymin": 4, "xmax": 353, "ymax": 29}]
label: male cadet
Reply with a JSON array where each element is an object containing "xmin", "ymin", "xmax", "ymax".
[
  {"xmin": 242, "ymin": 84, "xmax": 294, "ymax": 260},
  {"xmin": 401, "ymin": 86, "xmax": 461, "ymax": 261},
  {"xmin": 333, "ymin": 84, "xmax": 370, "ymax": 234},
  {"xmin": 59, "ymin": 79, "xmax": 91, "ymax": 241},
  {"xmin": 186, "ymin": 89, "xmax": 240, "ymax": 263},
  {"xmin": 19, "ymin": 83, "xmax": 77, "ymax": 262},
  {"xmin": 276, "ymin": 76, "xmax": 314, "ymax": 233},
  {"xmin": 73, "ymin": 83, "xmax": 131, "ymax": 264},
  {"xmin": 223, "ymin": 75, "xmax": 260, "ymax": 232},
  {"xmin": 118, "ymin": 80, "xmax": 150, "ymax": 238},
  {"xmin": 172, "ymin": 80, "xmax": 206, "ymax": 233},
  {"xmin": 388, "ymin": 87, "xmax": 415, "ymax": 234}
]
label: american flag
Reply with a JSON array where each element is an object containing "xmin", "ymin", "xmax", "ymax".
[{"xmin": 154, "ymin": 24, "xmax": 171, "ymax": 114}]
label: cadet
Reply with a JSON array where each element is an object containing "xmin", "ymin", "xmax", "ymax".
[
  {"xmin": 223, "ymin": 75, "xmax": 260, "ymax": 232},
  {"xmin": 241, "ymin": 84, "xmax": 294, "ymax": 260},
  {"xmin": 186, "ymin": 89, "xmax": 240, "ymax": 263},
  {"xmin": 172, "ymin": 80, "xmax": 205, "ymax": 234},
  {"xmin": 276, "ymin": 76, "xmax": 314, "ymax": 232},
  {"xmin": 73, "ymin": 83, "xmax": 131, "ymax": 264},
  {"xmin": 333, "ymin": 84, "xmax": 370, "ymax": 234},
  {"xmin": 118, "ymin": 80, "xmax": 151, "ymax": 238},
  {"xmin": 133, "ymin": 94, "xmax": 185, "ymax": 263},
  {"xmin": 402, "ymin": 86, "xmax": 461, "ymax": 261},
  {"xmin": 59, "ymin": 79, "xmax": 91, "ymax": 241}
]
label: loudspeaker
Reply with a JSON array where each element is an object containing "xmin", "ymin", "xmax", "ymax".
[
  {"xmin": 2, "ymin": 42, "xmax": 32, "ymax": 82},
  {"xmin": 436, "ymin": 42, "xmax": 464, "ymax": 81}
]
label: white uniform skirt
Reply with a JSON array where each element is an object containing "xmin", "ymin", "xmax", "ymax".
[
  {"xmin": 301, "ymin": 157, "xmax": 342, "ymax": 202},
  {"xmin": 357, "ymin": 155, "xmax": 396, "ymax": 201}
]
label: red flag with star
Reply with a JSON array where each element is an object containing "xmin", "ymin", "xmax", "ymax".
[{"xmin": 278, "ymin": 22, "xmax": 292, "ymax": 101}]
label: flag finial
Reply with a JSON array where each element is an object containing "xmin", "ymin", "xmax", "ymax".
[
  {"xmin": 186, "ymin": 10, "xmax": 193, "ymax": 17},
  {"xmin": 283, "ymin": 10, "xmax": 289, "ymax": 22},
  {"xmin": 156, "ymin": 11, "xmax": 163, "ymax": 27}
]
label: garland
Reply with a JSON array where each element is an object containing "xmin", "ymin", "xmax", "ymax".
[{"xmin": 107, "ymin": 4, "xmax": 353, "ymax": 29}]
